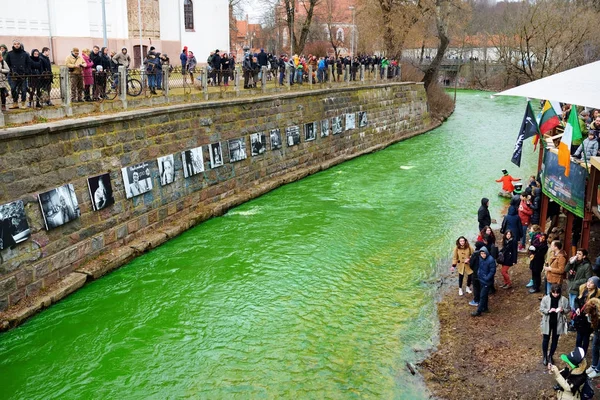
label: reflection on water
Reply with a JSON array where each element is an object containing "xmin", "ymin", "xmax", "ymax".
[{"xmin": 0, "ymin": 91, "xmax": 535, "ymax": 399}]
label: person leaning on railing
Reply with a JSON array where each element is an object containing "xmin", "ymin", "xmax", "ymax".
[
  {"xmin": 28, "ymin": 49, "xmax": 43, "ymax": 108},
  {"xmin": 40, "ymin": 47, "xmax": 53, "ymax": 106}
]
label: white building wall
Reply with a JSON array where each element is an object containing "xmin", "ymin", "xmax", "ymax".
[{"xmin": 180, "ymin": 0, "xmax": 230, "ymax": 61}]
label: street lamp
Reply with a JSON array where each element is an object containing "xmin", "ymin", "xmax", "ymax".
[{"xmin": 349, "ymin": 6, "xmax": 356, "ymax": 57}]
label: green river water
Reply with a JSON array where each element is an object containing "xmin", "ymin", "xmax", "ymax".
[{"xmin": 0, "ymin": 91, "xmax": 535, "ymax": 399}]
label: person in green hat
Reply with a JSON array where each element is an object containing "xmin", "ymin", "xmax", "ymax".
[
  {"xmin": 549, "ymin": 346, "xmax": 590, "ymax": 399},
  {"xmin": 0, "ymin": 44, "xmax": 7, "ymax": 58}
]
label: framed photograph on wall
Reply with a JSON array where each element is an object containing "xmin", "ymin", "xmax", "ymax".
[
  {"xmin": 0, "ymin": 199, "xmax": 30, "ymax": 250},
  {"xmin": 38, "ymin": 183, "xmax": 81, "ymax": 230},
  {"xmin": 157, "ymin": 154, "xmax": 176, "ymax": 186},
  {"xmin": 121, "ymin": 162, "xmax": 153, "ymax": 199},
  {"xmin": 87, "ymin": 173, "xmax": 114, "ymax": 211},
  {"xmin": 345, "ymin": 113, "xmax": 356, "ymax": 130},
  {"xmin": 270, "ymin": 129, "xmax": 282, "ymax": 150},
  {"xmin": 332, "ymin": 116, "xmax": 343, "ymax": 135},
  {"xmin": 321, "ymin": 119, "xmax": 330, "ymax": 137},
  {"xmin": 210, "ymin": 143, "xmax": 224, "ymax": 168},
  {"xmin": 229, "ymin": 138, "xmax": 247, "ymax": 162},
  {"xmin": 250, "ymin": 132, "xmax": 267, "ymax": 156},
  {"xmin": 358, "ymin": 111, "xmax": 368, "ymax": 127},
  {"xmin": 182, "ymin": 146, "xmax": 205, "ymax": 178},
  {"xmin": 286, "ymin": 126, "xmax": 301, "ymax": 147},
  {"xmin": 304, "ymin": 122, "xmax": 316, "ymax": 142}
]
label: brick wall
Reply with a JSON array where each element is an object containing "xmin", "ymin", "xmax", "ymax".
[{"xmin": 0, "ymin": 82, "xmax": 430, "ymax": 312}]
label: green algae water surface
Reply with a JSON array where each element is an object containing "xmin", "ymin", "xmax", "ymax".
[{"xmin": 0, "ymin": 91, "xmax": 536, "ymax": 399}]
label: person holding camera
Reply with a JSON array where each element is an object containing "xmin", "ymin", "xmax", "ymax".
[{"xmin": 540, "ymin": 284, "xmax": 570, "ymax": 366}]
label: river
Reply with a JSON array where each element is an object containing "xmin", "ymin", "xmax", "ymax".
[{"xmin": 0, "ymin": 91, "xmax": 535, "ymax": 399}]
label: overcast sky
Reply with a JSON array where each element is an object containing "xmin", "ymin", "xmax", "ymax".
[{"xmin": 242, "ymin": 0, "xmax": 264, "ymax": 23}]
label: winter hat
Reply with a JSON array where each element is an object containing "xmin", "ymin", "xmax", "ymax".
[
  {"xmin": 513, "ymin": 183, "xmax": 523, "ymax": 194},
  {"xmin": 589, "ymin": 276, "xmax": 600, "ymax": 288},
  {"xmin": 502, "ymin": 169, "xmax": 508, "ymax": 175},
  {"xmin": 72, "ymin": 47, "xmax": 79, "ymax": 53},
  {"xmin": 150, "ymin": 46, "xmax": 155, "ymax": 51},
  {"xmin": 561, "ymin": 347, "xmax": 585, "ymax": 369},
  {"xmin": 0, "ymin": 44, "xmax": 6, "ymax": 49},
  {"xmin": 12, "ymin": 38, "xmax": 21, "ymax": 44}
]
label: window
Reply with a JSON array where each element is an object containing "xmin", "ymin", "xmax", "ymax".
[{"xmin": 184, "ymin": 0, "xmax": 194, "ymax": 30}]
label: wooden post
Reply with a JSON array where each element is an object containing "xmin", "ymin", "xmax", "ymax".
[
  {"xmin": 540, "ymin": 193, "xmax": 549, "ymax": 233},
  {"xmin": 564, "ymin": 211, "xmax": 574, "ymax": 257}
]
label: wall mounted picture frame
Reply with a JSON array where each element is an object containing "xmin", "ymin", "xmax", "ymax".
[
  {"xmin": 38, "ymin": 183, "xmax": 81, "ymax": 230},
  {"xmin": 210, "ymin": 143, "xmax": 224, "ymax": 168},
  {"xmin": 332, "ymin": 116, "xmax": 343, "ymax": 135},
  {"xmin": 286, "ymin": 126, "xmax": 301, "ymax": 147},
  {"xmin": 250, "ymin": 132, "xmax": 267, "ymax": 156},
  {"xmin": 157, "ymin": 154, "xmax": 176, "ymax": 186},
  {"xmin": 121, "ymin": 163, "xmax": 153, "ymax": 199},
  {"xmin": 270, "ymin": 129, "xmax": 282, "ymax": 150},
  {"xmin": 0, "ymin": 200, "xmax": 30, "ymax": 250},
  {"xmin": 304, "ymin": 122, "xmax": 316, "ymax": 142},
  {"xmin": 345, "ymin": 113, "xmax": 356, "ymax": 130},
  {"xmin": 182, "ymin": 146, "xmax": 205, "ymax": 178},
  {"xmin": 358, "ymin": 111, "xmax": 368, "ymax": 127},
  {"xmin": 228, "ymin": 138, "xmax": 247, "ymax": 162},
  {"xmin": 87, "ymin": 173, "xmax": 114, "ymax": 211},
  {"xmin": 321, "ymin": 119, "xmax": 330, "ymax": 137}
]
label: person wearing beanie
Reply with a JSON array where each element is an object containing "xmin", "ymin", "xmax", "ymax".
[
  {"xmin": 5, "ymin": 39, "xmax": 31, "ymax": 109},
  {"xmin": 573, "ymin": 276, "xmax": 600, "ymax": 355},
  {"xmin": 495, "ymin": 169, "xmax": 521, "ymax": 197},
  {"xmin": 0, "ymin": 44, "xmax": 7, "ymax": 58},
  {"xmin": 478, "ymin": 198, "xmax": 491, "ymax": 232},
  {"xmin": 550, "ymin": 347, "xmax": 589, "ymax": 399},
  {"xmin": 528, "ymin": 233, "xmax": 548, "ymax": 294},
  {"xmin": 471, "ymin": 246, "xmax": 496, "ymax": 317},
  {"xmin": 540, "ymin": 284, "xmax": 570, "ymax": 366},
  {"xmin": 65, "ymin": 47, "xmax": 86, "ymax": 102}
]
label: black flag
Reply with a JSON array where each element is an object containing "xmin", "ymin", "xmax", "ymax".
[{"xmin": 511, "ymin": 101, "xmax": 539, "ymax": 167}]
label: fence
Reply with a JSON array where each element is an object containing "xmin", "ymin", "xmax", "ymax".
[{"xmin": 0, "ymin": 63, "xmax": 401, "ymax": 125}]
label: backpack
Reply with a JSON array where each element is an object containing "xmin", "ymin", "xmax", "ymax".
[
  {"xmin": 145, "ymin": 61, "xmax": 156, "ymax": 74},
  {"xmin": 579, "ymin": 378, "xmax": 594, "ymax": 400}
]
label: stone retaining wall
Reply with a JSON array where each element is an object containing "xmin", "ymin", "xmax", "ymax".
[{"xmin": 0, "ymin": 82, "xmax": 430, "ymax": 327}]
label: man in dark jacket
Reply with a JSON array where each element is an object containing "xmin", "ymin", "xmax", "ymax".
[
  {"xmin": 478, "ymin": 197, "xmax": 491, "ymax": 231},
  {"xmin": 501, "ymin": 205, "xmax": 522, "ymax": 243},
  {"xmin": 530, "ymin": 187, "xmax": 542, "ymax": 225},
  {"xmin": 39, "ymin": 47, "xmax": 53, "ymax": 105},
  {"xmin": 257, "ymin": 49, "xmax": 268, "ymax": 67},
  {"xmin": 472, "ymin": 246, "xmax": 496, "ymax": 316},
  {"xmin": 211, "ymin": 49, "xmax": 222, "ymax": 85},
  {"xmin": 529, "ymin": 233, "xmax": 548, "ymax": 294},
  {"xmin": 5, "ymin": 39, "xmax": 31, "ymax": 109},
  {"xmin": 469, "ymin": 241, "xmax": 486, "ymax": 307},
  {"xmin": 566, "ymin": 249, "xmax": 592, "ymax": 310}
]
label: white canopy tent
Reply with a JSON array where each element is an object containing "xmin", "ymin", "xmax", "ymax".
[{"xmin": 495, "ymin": 60, "xmax": 600, "ymax": 109}]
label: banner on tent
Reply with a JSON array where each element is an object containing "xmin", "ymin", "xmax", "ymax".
[{"xmin": 542, "ymin": 151, "xmax": 586, "ymax": 218}]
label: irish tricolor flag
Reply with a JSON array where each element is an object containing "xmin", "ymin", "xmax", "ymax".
[{"xmin": 557, "ymin": 108, "xmax": 582, "ymax": 177}]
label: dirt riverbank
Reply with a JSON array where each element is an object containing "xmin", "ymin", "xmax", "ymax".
[{"xmin": 419, "ymin": 225, "xmax": 600, "ymax": 400}]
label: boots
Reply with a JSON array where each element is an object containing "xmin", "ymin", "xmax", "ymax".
[{"xmin": 543, "ymin": 354, "xmax": 548, "ymax": 366}]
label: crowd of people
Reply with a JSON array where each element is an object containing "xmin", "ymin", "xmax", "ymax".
[{"xmin": 452, "ymin": 169, "xmax": 600, "ymax": 398}]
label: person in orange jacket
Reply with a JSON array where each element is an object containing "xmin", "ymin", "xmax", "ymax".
[{"xmin": 496, "ymin": 169, "xmax": 521, "ymax": 197}]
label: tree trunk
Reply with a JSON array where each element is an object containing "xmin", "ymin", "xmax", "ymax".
[{"xmin": 422, "ymin": 4, "xmax": 450, "ymax": 91}]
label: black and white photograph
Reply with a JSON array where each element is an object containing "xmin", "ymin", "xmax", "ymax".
[
  {"xmin": 250, "ymin": 132, "xmax": 267, "ymax": 156},
  {"xmin": 182, "ymin": 146, "xmax": 205, "ymax": 178},
  {"xmin": 270, "ymin": 129, "xmax": 282, "ymax": 150},
  {"xmin": 358, "ymin": 111, "xmax": 368, "ymax": 128},
  {"xmin": 157, "ymin": 154, "xmax": 176, "ymax": 186},
  {"xmin": 304, "ymin": 122, "xmax": 316, "ymax": 142},
  {"xmin": 0, "ymin": 200, "xmax": 30, "ymax": 250},
  {"xmin": 332, "ymin": 116, "xmax": 343, "ymax": 135},
  {"xmin": 345, "ymin": 113, "xmax": 356, "ymax": 130},
  {"xmin": 321, "ymin": 119, "xmax": 330, "ymax": 137},
  {"xmin": 38, "ymin": 184, "xmax": 81, "ymax": 230},
  {"xmin": 210, "ymin": 142, "xmax": 224, "ymax": 168},
  {"xmin": 228, "ymin": 138, "xmax": 247, "ymax": 162},
  {"xmin": 87, "ymin": 173, "xmax": 114, "ymax": 211},
  {"xmin": 286, "ymin": 126, "xmax": 301, "ymax": 147},
  {"xmin": 121, "ymin": 162, "xmax": 153, "ymax": 199}
]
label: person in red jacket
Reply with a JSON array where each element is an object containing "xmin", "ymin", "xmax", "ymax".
[
  {"xmin": 518, "ymin": 195, "xmax": 534, "ymax": 251},
  {"xmin": 496, "ymin": 169, "xmax": 521, "ymax": 197}
]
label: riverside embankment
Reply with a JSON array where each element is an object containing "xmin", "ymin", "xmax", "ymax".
[{"xmin": 0, "ymin": 91, "xmax": 534, "ymax": 398}]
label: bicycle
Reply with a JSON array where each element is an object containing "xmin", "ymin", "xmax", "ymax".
[{"xmin": 101, "ymin": 71, "xmax": 142, "ymax": 101}]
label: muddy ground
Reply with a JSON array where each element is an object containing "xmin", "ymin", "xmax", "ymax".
[{"xmin": 420, "ymin": 221, "xmax": 600, "ymax": 399}]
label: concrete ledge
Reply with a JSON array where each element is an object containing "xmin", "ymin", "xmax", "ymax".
[
  {"xmin": 0, "ymin": 272, "xmax": 86, "ymax": 331},
  {"xmin": 76, "ymin": 247, "xmax": 136, "ymax": 280}
]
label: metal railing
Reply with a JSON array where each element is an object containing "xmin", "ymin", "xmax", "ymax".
[{"xmin": 3, "ymin": 72, "xmax": 62, "ymax": 109}]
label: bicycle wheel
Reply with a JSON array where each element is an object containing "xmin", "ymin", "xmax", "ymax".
[
  {"xmin": 127, "ymin": 78, "xmax": 142, "ymax": 97},
  {"xmin": 103, "ymin": 75, "xmax": 118, "ymax": 101}
]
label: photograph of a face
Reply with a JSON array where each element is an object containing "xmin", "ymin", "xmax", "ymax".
[
  {"xmin": 358, "ymin": 111, "xmax": 368, "ymax": 127},
  {"xmin": 270, "ymin": 129, "xmax": 282, "ymax": 150},
  {"xmin": 250, "ymin": 132, "xmax": 267, "ymax": 156},
  {"xmin": 321, "ymin": 119, "xmax": 330, "ymax": 137},
  {"xmin": 38, "ymin": 184, "xmax": 81, "ymax": 230},
  {"xmin": 210, "ymin": 143, "xmax": 224, "ymax": 168},
  {"xmin": 229, "ymin": 138, "xmax": 247, "ymax": 162},
  {"xmin": 182, "ymin": 146, "xmax": 205, "ymax": 178},
  {"xmin": 332, "ymin": 116, "xmax": 343, "ymax": 135},
  {"xmin": 0, "ymin": 200, "xmax": 30, "ymax": 250},
  {"xmin": 345, "ymin": 113, "xmax": 356, "ymax": 130},
  {"xmin": 122, "ymin": 162, "xmax": 153, "ymax": 199},
  {"xmin": 87, "ymin": 173, "xmax": 115, "ymax": 211},
  {"xmin": 286, "ymin": 126, "xmax": 301, "ymax": 147},
  {"xmin": 304, "ymin": 122, "xmax": 316, "ymax": 142},
  {"xmin": 158, "ymin": 154, "xmax": 176, "ymax": 186}
]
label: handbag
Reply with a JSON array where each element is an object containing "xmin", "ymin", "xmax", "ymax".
[{"xmin": 496, "ymin": 251, "xmax": 505, "ymax": 265}]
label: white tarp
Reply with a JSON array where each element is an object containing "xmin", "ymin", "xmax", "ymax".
[{"xmin": 495, "ymin": 60, "xmax": 600, "ymax": 109}]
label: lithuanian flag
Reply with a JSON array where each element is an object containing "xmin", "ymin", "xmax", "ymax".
[
  {"xmin": 557, "ymin": 108, "xmax": 582, "ymax": 177},
  {"xmin": 533, "ymin": 100, "xmax": 562, "ymax": 150}
]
